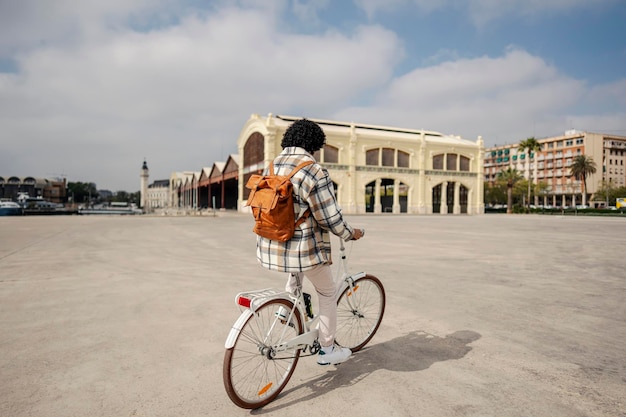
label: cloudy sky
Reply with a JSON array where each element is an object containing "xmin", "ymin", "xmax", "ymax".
[{"xmin": 1, "ymin": 0, "xmax": 625, "ymax": 192}]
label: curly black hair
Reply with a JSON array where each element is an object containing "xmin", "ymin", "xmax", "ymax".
[{"xmin": 281, "ymin": 119, "xmax": 326, "ymax": 153}]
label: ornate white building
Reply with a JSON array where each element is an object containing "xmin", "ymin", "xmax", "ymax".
[{"xmin": 236, "ymin": 114, "xmax": 485, "ymax": 214}]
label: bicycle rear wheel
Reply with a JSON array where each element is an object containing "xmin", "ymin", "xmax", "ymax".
[
  {"xmin": 223, "ymin": 299, "xmax": 304, "ymax": 409},
  {"xmin": 335, "ymin": 274, "xmax": 385, "ymax": 352}
]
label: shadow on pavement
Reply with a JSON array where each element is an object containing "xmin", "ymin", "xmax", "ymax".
[{"xmin": 253, "ymin": 329, "xmax": 481, "ymax": 414}]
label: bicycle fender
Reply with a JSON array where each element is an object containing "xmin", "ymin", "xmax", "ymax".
[
  {"xmin": 225, "ymin": 309, "xmax": 253, "ymax": 349},
  {"xmin": 335, "ymin": 271, "xmax": 367, "ymax": 297},
  {"xmin": 350, "ymin": 272, "xmax": 367, "ymax": 280}
]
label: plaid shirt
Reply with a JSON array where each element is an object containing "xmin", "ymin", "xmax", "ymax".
[{"xmin": 256, "ymin": 147, "xmax": 356, "ymax": 272}]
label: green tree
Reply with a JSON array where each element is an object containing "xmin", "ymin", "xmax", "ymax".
[
  {"xmin": 518, "ymin": 137, "xmax": 542, "ymax": 211},
  {"xmin": 497, "ymin": 167, "xmax": 523, "ymax": 214},
  {"xmin": 129, "ymin": 191, "xmax": 140, "ymax": 205},
  {"xmin": 485, "ymin": 182, "xmax": 507, "ymax": 206},
  {"xmin": 67, "ymin": 182, "xmax": 98, "ymax": 204},
  {"xmin": 596, "ymin": 181, "xmax": 626, "ymax": 207},
  {"xmin": 113, "ymin": 191, "xmax": 130, "ymax": 202},
  {"xmin": 569, "ymin": 155, "xmax": 597, "ymax": 206}
]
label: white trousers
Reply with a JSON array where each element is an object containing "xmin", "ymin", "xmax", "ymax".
[{"xmin": 285, "ymin": 264, "xmax": 336, "ymax": 347}]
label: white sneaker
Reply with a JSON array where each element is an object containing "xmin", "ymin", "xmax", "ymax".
[{"xmin": 317, "ymin": 345, "xmax": 351, "ymax": 366}]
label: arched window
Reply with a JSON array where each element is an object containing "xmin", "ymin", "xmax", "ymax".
[
  {"xmin": 397, "ymin": 151, "xmax": 410, "ymax": 168},
  {"xmin": 324, "ymin": 145, "xmax": 339, "ymax": 163},
  {"xmin": 382, "ymin": 148, "xmax": 394, "ymax": 167},
  {"xmin": 433, "ymin": 154, "xmax": 444, "ymax": 170},
  {"xmin": 460, "ymin": 156, "xmax": 470, "ymax": 171},
  {"xmin": 314, "ymin": 144, "xmax": 339, "ymax": 163},
  {"xmin": 366, "ymin": 149, "xmax": 379, "ymax": 166},
  {"xmin": 446, "ymin": 154, "xmax": 458, "ymax": 171},
  {"xmin": 243, "ymin": 132, "xmax": 264, "ymax": 167},
  {"xmin": 243, "ymin": 132, "xmax": 264, "ymax": 199},
  {"xmin": 366, "ymin": 148, "xmax": 411, "ymax": 168}
]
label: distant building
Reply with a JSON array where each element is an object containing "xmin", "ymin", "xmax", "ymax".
[
  {"xmin": 484, "ymin": 131, "xmax": 626, "ymax": 207},
  {"xmin": 169, "ymin": 171, "xmax": 194, "ymax": 209},
  {"xmin": 140, "ymin": 160, "xmax": 149, "ymax": 209},
  {"xmin": 170, "ymin": 114, "xmax": 486, "ymax": 214},
  {"xmin": 236, "ymin": 114, "xmax": 485, "ymax": 214},
  {"xmin": 139, "ymin": 159, "xmax": 170, "ymax": 212},
  {"xmin": 146, "ymin": 179, "xmax": 170, "ymax": 210},
  {"xmin": 0, "ymin": 176, "xmax": 67, "ymax": 203}
]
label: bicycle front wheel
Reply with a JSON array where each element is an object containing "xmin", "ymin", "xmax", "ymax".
[
  {"xmin": 223, "ymin": 299, "xmax": 304, "ymax": 409},
  {"xmin": 335, "ymin": 274, "xmax": 385, "ymax": 352}
]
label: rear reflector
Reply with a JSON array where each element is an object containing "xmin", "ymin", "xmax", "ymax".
[{"xmin": 237, "ymin": 296, "xmax": 252, "ymax": 308}]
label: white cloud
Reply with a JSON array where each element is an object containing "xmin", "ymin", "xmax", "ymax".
[
  {"xmin": 1, "ymin": 2, "xmax": 624, "ymax": 191},
  {"xmin": 0, "ymin": 0, "xmax": 159, "ymax": 54},
  {"xmin": 333, "ymin": 48, "xmax": 626, "ymax": 145},
  {"xmin": 0, "ymin": 5, "xmax": 403, "ymax": 190}
]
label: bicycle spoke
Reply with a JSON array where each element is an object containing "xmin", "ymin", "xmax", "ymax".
[
  {"xmin": 335, "ymin": 276, "xmax": 385, "ymax": 352},
  {"xmin": 224, "ymin": 298, "xmax": 303, "ymax": 409}
]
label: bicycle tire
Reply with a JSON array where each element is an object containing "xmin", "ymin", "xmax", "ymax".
[
  {"xmin": 223, "ymin": 298, "xmax": 304, "ymax": 409},
  {"xmin": 335, "ymin": 274, "xmax": 385, "ymax": 352}
]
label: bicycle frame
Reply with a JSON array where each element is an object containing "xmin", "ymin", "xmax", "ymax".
[{"xmin": 224, "ymin": 239, "xmax": 365, "ymax": 351}]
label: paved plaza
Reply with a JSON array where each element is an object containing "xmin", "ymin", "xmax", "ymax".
[{"xmin": 1, "ymin": 213, "xmax": 624, "ymax": 417}]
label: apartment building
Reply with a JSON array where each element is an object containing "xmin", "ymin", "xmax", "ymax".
[{"xmin": 485, "ymin": 130, "xmax": 626, "ymax": 207}]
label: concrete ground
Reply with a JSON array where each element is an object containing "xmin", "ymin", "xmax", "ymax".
[{"xmin": 0, "ymin": 213, "xmax": 624, "ymax": 417}]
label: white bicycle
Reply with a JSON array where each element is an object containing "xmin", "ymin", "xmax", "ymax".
[{"xmin": 223, "ymin": 233, "xmax": 385, "ymax": 409}]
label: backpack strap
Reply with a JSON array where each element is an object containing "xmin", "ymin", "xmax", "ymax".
[
  {"xmin": 295, "ymin": 208, "xmax": 311, "ymax": 227},
  {"xmin": 288, "ymin": 160, "xmax": 314, "ymax": 226},
  {"xmin": 287, "ymin": 160, "xmax": 314, "ymax": 178},
  {"xmin": 268, "ymin": 160, "xmax": 313, "ymax": 177}
]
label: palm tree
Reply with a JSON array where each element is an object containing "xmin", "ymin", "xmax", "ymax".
[
  {"xmin": 534, "ymin": 181, "xmax": 551, "ymax": 207},
  {"xmin": 569, "ymin": 155, "xmax": 597, "ymax": 206},
  {"xmin": 498, "ymin": 167, "xmax": 523, "ymax": 214},
  {"xmin": 518, "ymin": 137, "xmax": 542, "ymax": 211}
]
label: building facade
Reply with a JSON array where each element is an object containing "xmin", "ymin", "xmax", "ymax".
[
  {"xmin": 139, "ymin": 160, "xmax": 171, "ymax": 212},
  {"xmin": 236, "ymin": 114, "xmax": 485, "ymax": 215},
  {"xmin": 484, "ymin": 130, "xmax": 626, "ymax": 207},
  {"xmin": 0, "ymin": 176, "xmax": 67, "ymax": 204},
  {"xmin": 145, "ymin": 180, "xmax": 170, "ymax": 211}
]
